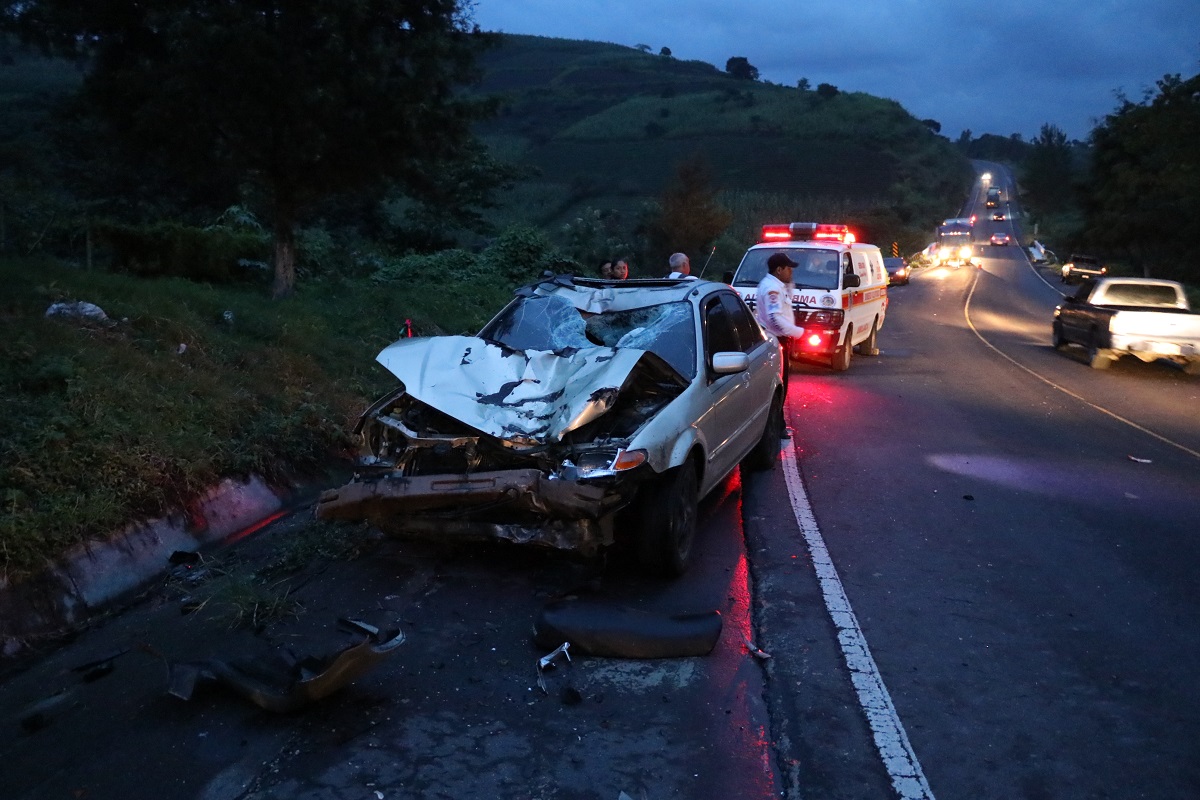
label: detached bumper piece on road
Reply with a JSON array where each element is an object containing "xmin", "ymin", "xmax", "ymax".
[{"xmin": 167, "ymin": 619, "xmax": 404, "ymax": 713}]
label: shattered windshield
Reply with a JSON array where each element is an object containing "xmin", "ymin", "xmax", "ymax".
[
  {"xmin": 481, "ymin": 294, "xmax": 697, "ymax": 381},
  {"xmin": 733, "ymin": 248, "xmax": 840, "ymax": 290}
]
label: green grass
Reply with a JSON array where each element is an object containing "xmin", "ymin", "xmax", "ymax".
[{"xmin": 0, "ymin": 257, "xmax": 513, "ymax": 582}]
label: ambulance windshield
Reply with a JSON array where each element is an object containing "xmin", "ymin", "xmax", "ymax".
[{"xmin": 733, "ymin": 248, "xmax": 840, "ymax": 290}]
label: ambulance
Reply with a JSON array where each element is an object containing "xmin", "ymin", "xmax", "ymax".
[{"xmin": 728, "ymin": 222, "xmax": 889, "ymax": 371}]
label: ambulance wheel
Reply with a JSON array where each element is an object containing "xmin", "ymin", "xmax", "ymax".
[
  {"xmin": 636, "ymin": 460, "xmax": 698, "ymax": 577},
  {"xmin": 858, "ymin": 319, "xmax": 879, "ymax": 356},
  {"xmin": 831, "ymin": 328, "xmax": 852, "ymax": 371}
]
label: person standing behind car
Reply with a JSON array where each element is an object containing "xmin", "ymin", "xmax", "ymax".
[
  {"xmin": 756, "ymin": 252, "xmax": 806, "ymax": 394},
  {"xmin": 667, "ymin": 252, "xmax": 695, "ymax": 279}
]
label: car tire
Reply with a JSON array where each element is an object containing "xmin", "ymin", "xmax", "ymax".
[
  {"xmin": 1052, "ymin": 320, "xmax": 1067, "ymax": 350},
  {"xmin": 831, "ymin": 327, "xmax": 852, "ymax": 371},
  {"xmin": 742, "ymin": 391, "xmax": 784, "ymax": 472},
  {"xmin": 1087, "ymin": 331, "xmax": 1112, "ymax": 370},
  {"xmin": 636, "ymin": 461, "xmax": 699, "ymax": 577}
]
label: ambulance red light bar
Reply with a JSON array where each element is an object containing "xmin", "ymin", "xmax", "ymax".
[{"xmin": 760, "ymin": 222, "xmax": 855, "ymax": 244}]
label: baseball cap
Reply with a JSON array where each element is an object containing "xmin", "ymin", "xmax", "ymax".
[{"xmin": 767, "ymin": 252, "xmax": 799, "ymax": 270}]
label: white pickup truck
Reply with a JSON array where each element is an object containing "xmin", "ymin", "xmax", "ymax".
[{"xmin": 1053, "ymin": 277, "xmax": 1200, "ymax": 373}]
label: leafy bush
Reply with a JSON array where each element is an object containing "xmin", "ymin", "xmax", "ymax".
[{"xmin": 97, "ymin": 220, "xmax": 270, "ymax": 283}]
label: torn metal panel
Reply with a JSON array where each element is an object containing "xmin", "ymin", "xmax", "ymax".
[
  {"xmin": 372, "ymin": 515, "xmax": 611, "ymax": 555},
  {"xmin": 168, "ymin": 627, "xmax": 405, "ymax": 713},
  {"xmin": 316, "ymin": 468, "xmax": 614, "ymax": 519},
  {"xmin": 375, "ymin": 335, "xmax": 650, "ymax": 445}
]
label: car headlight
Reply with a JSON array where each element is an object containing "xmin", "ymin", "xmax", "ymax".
[{"xmin": 564, "ymin": 448, "xmax": 647, "ymax": 479}]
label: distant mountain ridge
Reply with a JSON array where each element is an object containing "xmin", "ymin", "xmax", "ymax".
[{"xmin": 474, "ymin": 33, "xmax": 971, "ymax": 230}]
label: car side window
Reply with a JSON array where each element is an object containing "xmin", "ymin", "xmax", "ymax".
[
  {"xmin": 720, "ymin": 293, "xmax": 764, "ymax": 353},
  {"xmin": 703, "ymin": 297, "xmax": 739, "ymax": 360}
]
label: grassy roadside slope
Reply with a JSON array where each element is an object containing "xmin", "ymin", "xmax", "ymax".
[{"xmin": 0, "ymin": 258, "xmax": 512, "ymax": 581}]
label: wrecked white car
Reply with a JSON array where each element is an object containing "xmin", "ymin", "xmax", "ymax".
[{"xmin": 316, "ymin": 274, "xmax": 786, "ymax": 575}]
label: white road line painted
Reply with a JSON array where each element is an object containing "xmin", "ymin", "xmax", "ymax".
[{"xmin": 779, "ymin": 443, "xmax": 936, "ymax": 800}]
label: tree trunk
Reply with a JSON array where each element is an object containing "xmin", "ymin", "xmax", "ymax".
[{"xmin": 271, "ymin": 214, "xmax": 296, "ymax": 299}]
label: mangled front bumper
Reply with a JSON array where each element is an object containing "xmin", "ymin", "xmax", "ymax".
[{"xmin": 315, "ymin": 468, "xmax": 630, "ymax": 555}]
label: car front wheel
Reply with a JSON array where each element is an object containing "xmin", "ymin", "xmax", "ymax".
[
  {"xmin": 636, "ymin": 461, "xmax": 699, "ymax": 577},
  {"xmin": 741, "ymin": 391, "xmax": 784, "ymax": 472}
]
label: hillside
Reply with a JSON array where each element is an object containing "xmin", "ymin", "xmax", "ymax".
[{"xmin": 473, "ymin": 34, "xmax": 972, "ymax": 251}]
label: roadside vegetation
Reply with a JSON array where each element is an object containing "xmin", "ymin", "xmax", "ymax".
[{"xmin": 958, "ymin": 73, "xmax": 1200, "ymax": 289}]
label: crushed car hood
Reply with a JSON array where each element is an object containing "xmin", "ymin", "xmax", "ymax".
[{"xmin": 376, "ymin": 335, "xmax": 681, "ymax": 445}]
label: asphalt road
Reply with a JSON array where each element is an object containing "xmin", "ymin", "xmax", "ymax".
[
  {"xmin": 2, "ymin": 176, "xmax": 1198, "ymax": 799},
  {"xmin": 754, "ymin": 174, "xmax": 1200, "ymax": 797}
]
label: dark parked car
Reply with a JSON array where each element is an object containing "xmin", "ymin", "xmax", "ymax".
[{"xmin": 883, "ymin": 256, "xmax": 910, "ymax": 285}]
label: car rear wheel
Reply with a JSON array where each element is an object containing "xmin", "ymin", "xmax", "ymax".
[
  {"xmin": 831, "ymin": 327, "xmax": 853, "ymax": 371},
  {"xmin": 636, "ymin": 461, "xmax": 699, "ymax": 577},
  {"xmin": 1087, "ymin": 330, "xmax": 1112, "ymax": 369},
  {"xmin": 741, "ymin": 391, "xmax": 784, "ymax": 472},
  {"xmin": 1052, "ymin": 320, "xmax": 1067, "ymax": 350}
]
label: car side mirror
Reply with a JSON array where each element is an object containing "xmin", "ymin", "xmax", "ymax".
[
  {"xmin": 843, "ymin": 273, "xmax": 861, "ymax": 288},
  {"xmin": 711, "ymin": 351, "xmax": 749, "ymax": 374},
  {"xmin": 1062, "ymin": 295, "xmax": 1077, "ymax": 304},
  {"xmin": 721, "ymin": 270, "xmax": 734, "ymax": 285}
]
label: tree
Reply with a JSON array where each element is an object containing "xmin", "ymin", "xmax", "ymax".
[
  {"xmin": 3, "ymin": 0, "xmax": 498, "ymax": 298},
  {"xmin": 641, "ymin": 153, "xmax": 731, "ymax": 273},
  {"xmin": 635, "ymin": 43, "xmax": 651, "ymax": 53},
  {"xmin": 725, "ymin": 57, "xmax": 759, "ymax": 81},
  {"xmin": 797, "ymin": 78, "xmax": 811, "ymax": 91},
  {"xmin": 659, "ymin": 46, "xmax": 672, "ymax": 57},
  {"xmin": 922, "ymin": 119, "xmax": 942, "ymax": 134},
  {"xmin": 1019, "ymin": 123, "xmax": 1075, "ymax": 213},
  {"xmin": 1083, "ymin": 72, "xmax": 1200, "ymax": 281},
  {"xmin": 816, "ymin": 83, "xmax": 839, "ymax": 100}
]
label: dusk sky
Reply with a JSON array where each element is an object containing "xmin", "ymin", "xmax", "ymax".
[{"xmin": 471, "ymin": 1, "xmax": 1200, "ymax": 142}]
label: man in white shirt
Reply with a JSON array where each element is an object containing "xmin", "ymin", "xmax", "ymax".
[
  {"xmin": 755, "ymin": 252, "xmax": 806, "ymax": 394},
  {"xmin": 667, "ymin": 252, "xmax": 695, "ymax": 279}
]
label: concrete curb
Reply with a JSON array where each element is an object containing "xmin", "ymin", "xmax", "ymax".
[{"xmin": 0, "ymin": 476, "xmax": 289, "ymax": 653}]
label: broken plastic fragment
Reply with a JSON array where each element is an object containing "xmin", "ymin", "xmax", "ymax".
[
  {"xmin": 743, "ymin": 636, "xmax": 772, "ymax": 660},
  {"xmin": 536, "ymin": 641, "xmax": 571, "ymax": 694}
]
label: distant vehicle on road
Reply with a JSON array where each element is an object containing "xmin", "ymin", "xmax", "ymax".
[
  {"xmin": 883, "ymin": 256, "xmax": 910, "ymax": 285},
  {"xmin": 1060, "ymin": 254, "xmax": 1106, "ymax": 284},
  {"xmin": 989, "ymin": 232, "xmax": 1011, "ymax": 246},
  {"xmin": 986, "ymin": 187, "xmax": 1002, "ymax": 208},
  {"xmin": 992, "ymin": 211, "xmax": 1006, "ymax": 221},
  {"xmin": 1052, "ymin": 277, "xmax": 1200, "ymax": 372},
  {"xmin": 933, "ymin": 221, "xmax": 979, "ymax": 267}
]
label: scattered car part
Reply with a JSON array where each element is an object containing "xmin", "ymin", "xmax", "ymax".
[
  {"xmin": 166, "ymin": 622, "xmax": 404, "ymax": 712},
  {"xmin": 533, "ymin": 597, "xmax": 723, "ymax": 658}
]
